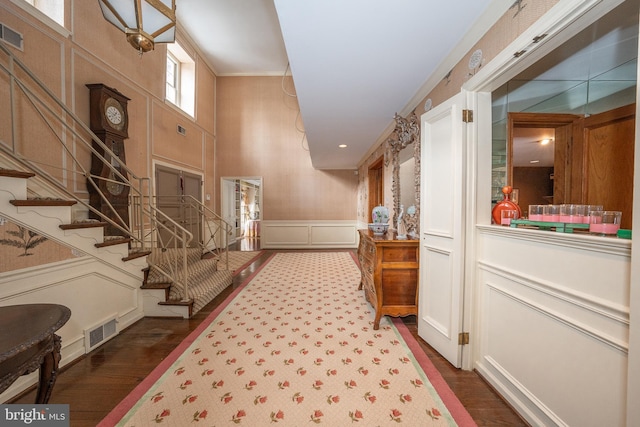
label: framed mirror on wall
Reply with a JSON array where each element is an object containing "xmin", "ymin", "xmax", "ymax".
[
  {"xmin": 492, "ymin": 0, "xmax": 637, "ymax": 229},
  {"xmin": 386, "ymin": 112, "xmax": 421, "ymax": 237}
]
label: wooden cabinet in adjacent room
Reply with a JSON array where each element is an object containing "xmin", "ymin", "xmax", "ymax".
[{"xmin": 357, "ymin": 229, "xmax": 419, "ymax": 330}]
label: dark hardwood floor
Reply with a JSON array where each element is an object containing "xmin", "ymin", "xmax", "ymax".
[{"xmin": 11, "ymin": 239, "xmax": 528, "ymax": 426}]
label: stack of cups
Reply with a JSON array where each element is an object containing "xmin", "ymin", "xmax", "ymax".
[
  {"xmin": 525, "ymin": 204, "xmax": 620, "ymax": 235},
  {"xmin": 528, "ymin": 204, "xmax": 605, "ymax": 224}
]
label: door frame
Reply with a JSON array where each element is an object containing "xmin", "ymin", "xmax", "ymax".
[
  {"xmin": 220, "ymin": 176, "xmax": 263, "ymax": 242},
  {"xmin": 221, "ymin": 178, "xmax": 238, "ymax": 245}
]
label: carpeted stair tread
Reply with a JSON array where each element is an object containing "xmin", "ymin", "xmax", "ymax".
[
  {"xmin": 145, "ymin": 248, "xmax": 233, "ymax": 315},
  {"xmin": 0, "ymin": 169, "xmax": 36, "ymax": 179},
  {"xmin": 10, "ymin": 198, "xmax": 77, "ymax": 206}
]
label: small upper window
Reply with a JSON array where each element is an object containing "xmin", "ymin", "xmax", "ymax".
[
  {"xmin": 166, "ymin": 53, "xmax": 179, "ymax": 105},
  {"xmin": 22, "ymin": 0, "xmax": 64, "ymax": 27},
  {"xmin": 166, "ymin": 42, "xmax": 195, "ymax": 117}
]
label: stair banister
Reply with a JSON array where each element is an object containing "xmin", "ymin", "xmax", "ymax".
[
  {"xmin": 154, "ymin": 194, "xmax": 234, "ymax": 270},
  {"xmin": 0, "ymin": 40, "xmax": 198, "ymax": 305}
]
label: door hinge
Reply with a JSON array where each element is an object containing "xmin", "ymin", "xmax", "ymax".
[
  {"xmin": 532, "ymin": 34, "xmax": 548, "ymax": 44},
  {"xmin": 458, "ymin": 332, "xmax": 469, "ymax": 345},
  {"xmin": 462, "ymin": 109, "xmax": 473, "ymax": 123}
]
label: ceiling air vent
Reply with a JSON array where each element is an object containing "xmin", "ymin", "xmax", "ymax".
[{"xmin": 0, "ymin": 23, "xmax": 24, "ymax": 50}]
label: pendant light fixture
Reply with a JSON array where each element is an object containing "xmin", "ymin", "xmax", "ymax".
[{"xmin": 98, "ymin": 0, "xmax": 176, "ymax": 54}]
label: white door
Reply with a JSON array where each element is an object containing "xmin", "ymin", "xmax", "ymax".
[
  {"xmin": 418, "ymin": 92, "xmax": 466, "ymax": 368},
  {"xmin": 221, "ymin": 179, "xmax": 237, "ymax": 245}
]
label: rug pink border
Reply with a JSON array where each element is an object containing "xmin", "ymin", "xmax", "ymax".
[
  {"xmin": 99, "ymin": 252, "xmax": 476, "ymax": 426},
  {"xmin": 348, "ymin": 251, "xmax": 476, "ymax": 426},
  {"xmin": 98, "ymin": 254, "xmax": 276, "ymax": 427},
  {"xmin": 392, "ymin": 318, "xmax": 477, "ymax": 427}
]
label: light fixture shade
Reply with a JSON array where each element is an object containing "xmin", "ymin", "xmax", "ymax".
[{"xmin": 98, "ymin": 0, "xmax": 176, "ymax": 53}]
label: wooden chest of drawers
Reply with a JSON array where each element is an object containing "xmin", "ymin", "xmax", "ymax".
[{"xmin": 357, "ymin": 229, "xmax": 419, "ymax": 330}]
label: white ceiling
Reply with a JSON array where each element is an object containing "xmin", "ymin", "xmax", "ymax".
[{"xmin": 176, "ymin": 0, "xmax": 508, "ymax": 170}]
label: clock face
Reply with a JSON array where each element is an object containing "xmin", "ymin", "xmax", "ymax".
[
  {"xmin": 104, "ymin": 97, "xmax": 126, "ymax": 131},
  {"xmin": 106, "ymin": 106, "xmax": 122, "ymax": 124}
]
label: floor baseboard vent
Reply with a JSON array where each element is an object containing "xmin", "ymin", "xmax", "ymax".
[{"xmin": 84, "ymin": 314, "xmax": 119, "ymax": 352}]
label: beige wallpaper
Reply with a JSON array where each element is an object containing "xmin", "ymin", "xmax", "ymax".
[
  {"xmin": 0, "ymin": 0, "xmax": 218, "ymax": 271},
  {"xmin": 0, "ymin": 220, "xmax": 75, "ymax": 273},
  {"xmin": 215, "ymin": 76, "xmax": 358, "ymax": 221}
]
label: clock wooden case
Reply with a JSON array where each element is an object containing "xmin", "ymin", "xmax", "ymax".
[{"xmin": 86, "ymin": 83, "xmax": 131, "ymax": 236}]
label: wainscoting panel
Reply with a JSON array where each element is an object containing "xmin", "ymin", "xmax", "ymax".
[
  {"xmin": 475, "ymin": 226, "xmax": 630, "ymax": 427},
  {"xmin": 261, "ymin": 221, "xmax": 358, "ymax": 249},
  {"xmin": 422, "ymin": 245, "xmax": 454, "ymax": 339},
  {"xmin": 0, "ymin": 256, "xmax": 144, "ymax": 403}
]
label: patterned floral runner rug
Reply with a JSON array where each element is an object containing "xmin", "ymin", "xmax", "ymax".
[{"xmin": 99, "ymin": 252, "xmax": 476, "ymax": 426}]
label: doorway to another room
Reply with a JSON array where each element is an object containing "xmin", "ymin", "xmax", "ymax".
[{"xmin": 221, "ymin": 177, "xmax": 262, "ymax": 251}]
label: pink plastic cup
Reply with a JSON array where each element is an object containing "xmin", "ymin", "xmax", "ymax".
[
  {"xmin": 589, "ymin": 211, "xmax": 621, "ymax": 236},
  {"xmin": 501, "ymin": 209, "xmax": 518, "ymax": 226},
  {"xmin": 528, "ymin": 205, "xmax": 543, "ymax": 221}
]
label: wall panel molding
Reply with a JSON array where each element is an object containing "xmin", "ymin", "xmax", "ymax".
[
  {"xmin": 478, "ymin": 225, "xmax": 631, "ymax": 257},
  {"xmin": 476, "ymin": 356, "xmax": 565, "ymax": 427},
  {"xmin": 261, "ymin": 220, "xmax": 357, "ymax": 249},
  {"xmin": 478, "ymin": 261, "xmax": 629, "ymax": 324},
  {"xmin": 485, "ymin": 280, "xmax": 628, "ymax": 353}
]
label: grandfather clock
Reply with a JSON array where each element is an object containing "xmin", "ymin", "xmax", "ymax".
[{"xmin": 86, "ymin": 83, "xmax": 130, "ymax": 237}]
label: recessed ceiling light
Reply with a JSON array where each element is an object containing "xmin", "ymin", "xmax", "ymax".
[
  {"xmin": 530, "ymin": 160, "xmax": 540, "ymax": 164},
  {"xmin": 540, "ymin": 139, "xmax": 552, "ymax": 145},
  {"xmin": 338, "ymin": 144, "xmax": 347, "ymax": 148}
]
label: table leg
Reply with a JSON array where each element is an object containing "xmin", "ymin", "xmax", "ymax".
[
  {"xmin": 373, "ymin": 313, "xmax": 381, "ymax": 330},
  {"xmin": 35, "ymin": 334, "xmax": 62, "ymax": 404}
]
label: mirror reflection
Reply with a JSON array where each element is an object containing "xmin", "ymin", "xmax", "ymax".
[
  {"xmin": 386, "ymin": 113, "xmax": 420, "ymax": 237},
  {"xmin": 399, "ymin": 143, "xmax": 416, "ymax": 209},
  {"xmin": 492, "ymin": 0, "xmax": 637, "ymax": 229}
]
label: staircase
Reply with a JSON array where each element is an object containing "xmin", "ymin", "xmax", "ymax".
[
  {"xmin": 0, "ymin": 40, "xmax": 234, "ymax": 319},
  {"xmin": 0, "ymin": 169, "xmax": 148, "ymax": 275},
  {"xmin": 0, "ymin": 166, "xmax": 233, "ymax": 318},
  {"xmin": 142, "ymin": 248, "xmax": 233, "ymax": 317}
]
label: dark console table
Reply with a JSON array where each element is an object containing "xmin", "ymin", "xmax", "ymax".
[{"xmin": 0, "ymin": 304, "xmax": 71, "ymax": 403}]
